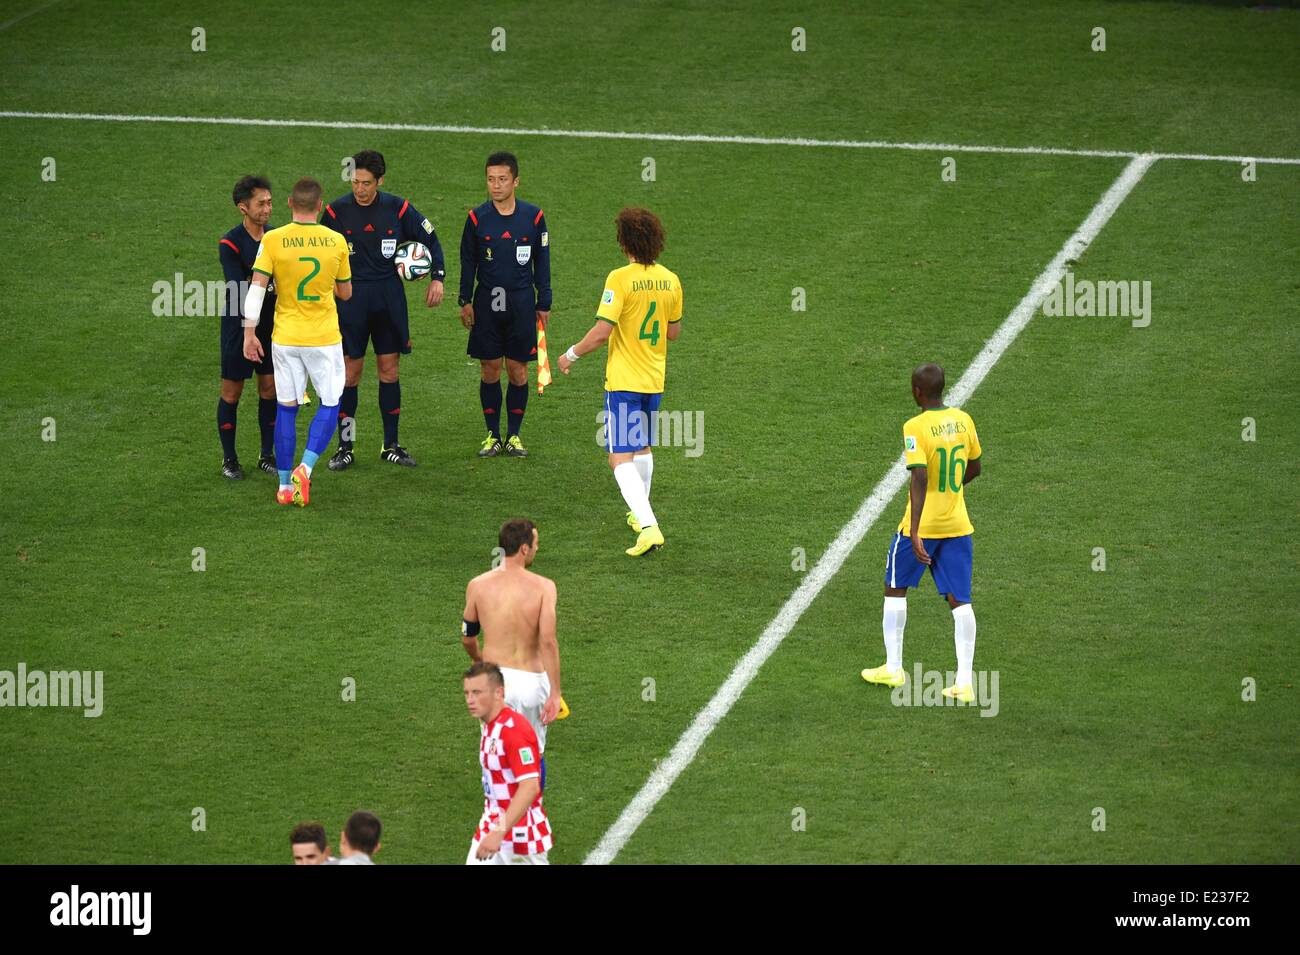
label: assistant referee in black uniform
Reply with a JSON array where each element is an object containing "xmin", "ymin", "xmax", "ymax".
[{"xmin": 459, "ymin": 151, "xmax": 552, "ymax": 458}]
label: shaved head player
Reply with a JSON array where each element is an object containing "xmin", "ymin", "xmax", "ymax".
[
  {"xmin": 461, "ymin": 519, "xmax": 566, "ymax": 787},
  {"xmin": 862, "ymin": 363, "xmax": 984, "ymax": 702}
]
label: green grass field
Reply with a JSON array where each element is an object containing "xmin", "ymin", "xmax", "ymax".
[{"xmin": 0, "ymin": 0, "xmax": 1296, "ymax": 864}]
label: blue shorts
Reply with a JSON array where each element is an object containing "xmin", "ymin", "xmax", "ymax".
[
  {"xmin": 603, "ymin": 391, "xmax": 662, "ymax": 453},
  {"xmin": 883, "ymin": 532, "xmax": 973, "ymax": 604}
]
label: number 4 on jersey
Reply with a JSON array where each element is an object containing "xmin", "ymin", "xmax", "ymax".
[{"xmin": 638, "ymin": 301, "xmax": 660, "ymax": 346}]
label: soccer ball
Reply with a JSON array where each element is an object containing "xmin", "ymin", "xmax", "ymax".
[{"xmin": 394, "ymin": 241, "xmax": 432, "ymax": 280}]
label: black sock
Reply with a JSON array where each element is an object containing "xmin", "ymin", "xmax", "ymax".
[
  {"xmin": 379, "ymin": 380, "xmax": 401, "ymax": 448},
  {"xmin": 506, "ymin": 382, "xmax": 528, "ymax": 437},
  {"xmin": 258, "ymin": 397, "xmax": 276, "ymax": 457},
  {"xmin": 480, "ymin": 380, "xmax": 502, "ymax": 438},
  {"xmin": 338, "ymin": 385, "xmax": 359, "ymax": 448},
  {"xmin": 217, "ymin": 398, "xmax": 238, "ymax": 460}
]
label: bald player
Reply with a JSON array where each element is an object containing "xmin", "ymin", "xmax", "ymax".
[
  {"xmin": 863, "ymin": 363, "xmax": 983, "ymax": 702},
  {"xmin": 460, "ymin": 518, "xmax": 566, "ymax": 784}
]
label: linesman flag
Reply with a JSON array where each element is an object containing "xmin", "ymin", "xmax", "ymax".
[{"xmin": 536, "ymin": 319, "xmax": 553, "ymax": 394}]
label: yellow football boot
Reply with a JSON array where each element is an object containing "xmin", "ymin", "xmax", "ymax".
[
  {"xmin": 942, "ymin": 683, "xmax": 975, "ymax": 703},
  {"xmin": 626, "ymin": 525, "xmax": 664, "ymax": 557},
  {"xmin": 861, "ymin": 664, "xmax": 906, "ymax": 688}
]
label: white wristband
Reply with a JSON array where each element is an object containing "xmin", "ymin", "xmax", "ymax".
[
  {"xmin": 242, "ymin": 282, "xmax": 266, "ymax": 329},
  {"xmin": 564, "ymin": 346, "xmax": 580, "ymax": 362}
]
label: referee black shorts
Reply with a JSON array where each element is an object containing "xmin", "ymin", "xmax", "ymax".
[
  {"xmin": 338, "ymin": 278, "xmax": 411, "ymax": 359},
  {"xmin": 221, "ymin": 313, "xmax": 273, "ymax": 380},
  {"xmin": 467, "ymin": 286, "xmax": 539, "ymax": 363}
]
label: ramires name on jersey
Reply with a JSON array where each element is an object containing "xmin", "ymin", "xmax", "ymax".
[{"xmin": 930, "ymin": 420, "xmax": 968, "ymax": 438}]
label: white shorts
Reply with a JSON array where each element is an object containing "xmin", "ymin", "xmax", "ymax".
[
  {"xmin": 500, "ymin": 666, "xmax": 550, "ymax": 753},
  {"xmin": 272, "ymin": 342, "xmax": 344, "ymax": 406},
  {"xmin": 465, "ymin": 840, "xmax": 549, "ymax": 865}
]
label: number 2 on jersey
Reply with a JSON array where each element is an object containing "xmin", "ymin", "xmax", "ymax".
[
  {"xmin": 296, "ymin": 257, "xmax": 321, "ymax": 302},
  {"xmin": 638, "ymin": 301, "xmax": 660, "ymax": 346}
]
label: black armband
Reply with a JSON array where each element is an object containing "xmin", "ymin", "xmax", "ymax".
[{"xmin": 462, "ymin": 619, "xmax": 481, "ymax": 638}]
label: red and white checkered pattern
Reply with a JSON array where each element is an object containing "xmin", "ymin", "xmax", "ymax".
[{"xmin": 473, "ymin": 707, "xmax": 552, "ymax": 856}]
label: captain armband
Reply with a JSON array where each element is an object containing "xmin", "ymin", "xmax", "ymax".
[{"xmin": 462, "ymin": 619, "xmax": 481, "ymax": 639}]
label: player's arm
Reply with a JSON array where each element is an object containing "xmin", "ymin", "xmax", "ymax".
[
  {"xmin": 460, "ymin": 580, "xmax": 482, "ymax": 662},
  {"xmin": 476, "ymin": 776, "xmax": 541, "ymax": 857},
  {"xmin": 458, "ymin": 214, "xmax": 477, "ymax": 328},
  {"xmin": 401, "ymin": 201, "xmax": 446, "ymax": 307},
  {"xmin": 334, "ymin": 241, "xmax": 353, "ymax": 301},
  {"xmin": 241, "ymin": 270, "xmax": 270, "ymax": 361},
  {"xmin": 907, "ymin": 466, "xmax": 931, "ymax": 565},
  {"xmin": 499, "ymin": 778, "xmax": 540, "ymax": 831},
  {"xmin": 901, "ymin": 424, "xmax": 931, "ymax": 565},
  {"xmin": 476, "ymin": 736, "xmax": 542, "ymax": 857},
  {"xmin": 533, "ymin": 211, "xmax": 551, "ymax": 329},
  {"xmin": 538, "ymin": 579, "xmax": 561, "ymax": 725},
  {"xmin": 557, "ymin": 319, "xmax": 613, "ymax": 374},
  {"xmin": 559, "ymin": 275, "xmax": 618, "ymax": 374},
  {"xmin": 667, "ymin": 283, "xmax": 683, "ymax": 341},
  {"xmin": 964, "ymin": 421, "xmax": 983, "ymax": 485},
  {"xmin": 561, "ymin": 318, "xmax": 613, "ymax": 365}
]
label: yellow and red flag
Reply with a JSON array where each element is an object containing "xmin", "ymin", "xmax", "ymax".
[{"xmin": 536, "ymin": 319, "xmax": 553, "ymax": 394}]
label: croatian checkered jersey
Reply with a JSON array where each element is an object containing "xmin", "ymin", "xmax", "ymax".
[{"xmin": 475, "ymin": 707, "xmax": 552, "ymax": 855}]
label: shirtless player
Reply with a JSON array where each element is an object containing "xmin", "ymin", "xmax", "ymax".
[{"xmin": 461, "ymin": 519, "xmax": 567, "ymax": 774}]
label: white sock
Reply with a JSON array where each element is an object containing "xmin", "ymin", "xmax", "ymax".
[
  {"xmin": 301, "ymin": 463, "xmax": 313, "ymax": 478},
  {"xmin": 883, "ymin": 596, "xmax": 907, "ymax": 672},
  {"xmin": 614, "ymin": 462, "xmax": 656, "ymax": 530},
  {"xmin": 280, "ymin": 482, "xmax": 293, "ymax": 492},
  {"xmin": 953, "ymin": 603, "xmax": 976, "ymax": 686},
  {"xmin": 633, "ymin": 452, "xmax": 654, "ymax": 497}
]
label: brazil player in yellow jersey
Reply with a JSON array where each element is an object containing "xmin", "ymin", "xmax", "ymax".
[
  {"xmin": 242, "ymin": 178, "xmax": 353, "ymax": 506},
  {"xmin": 863, "ymin": 363, "xmax": 984, "ymax": 701},
  {"xmin": 557, "ymin": 208, "xmax": 682, "ymax": 556}
]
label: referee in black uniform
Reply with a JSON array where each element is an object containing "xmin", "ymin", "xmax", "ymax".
[{"xmin": 324, "ymin": 150, "xmax": 446, "ymax": 469}]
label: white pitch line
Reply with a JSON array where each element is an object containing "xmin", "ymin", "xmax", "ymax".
[
  {"xmin": 582, "ymin": 152, "xmax": 1159, "ymax": 865},
  {"xmin": 0, "ymin": 0, "xmax": 61, "ymax": 33},
  {"xmin": 0, "ymin": 110, "xmax": 1296, "ymax": 165}
]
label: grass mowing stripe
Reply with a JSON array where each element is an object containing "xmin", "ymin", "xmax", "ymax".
[
  {"xmin": 0, "ymin": 111, "xmax": 1296, "ymax": 166},
  {"xmin": 582, "ymin": 153, "xmax": 1158, "ymax": 866}
]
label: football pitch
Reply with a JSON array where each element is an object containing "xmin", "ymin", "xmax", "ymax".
[{"xmin": 0, "ymin": 0, "xmax": 1296, "ymax": 865}]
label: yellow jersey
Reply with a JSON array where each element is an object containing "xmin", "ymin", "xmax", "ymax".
[
  {"xmin": 897, "ymin": 406, "xmax": 982, "ymax": 538},
  {"xmin": 595, "ymin": 262, "xmax": 682, "ymax": 393},
  {"xmin": 252, "ymin": 222, "xmax": 351, "ymax": 346}
]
